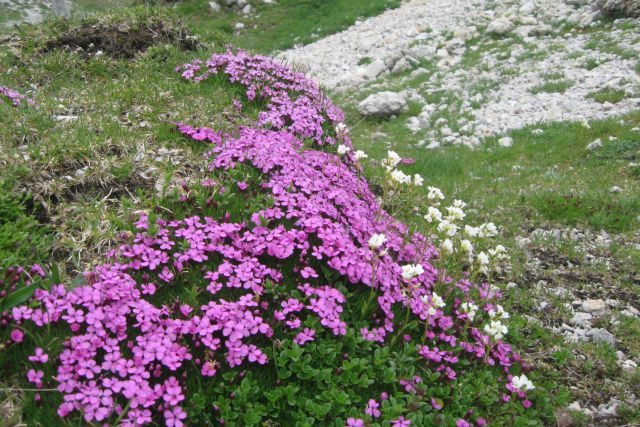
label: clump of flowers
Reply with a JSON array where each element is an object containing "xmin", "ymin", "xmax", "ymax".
[
  {"xmin": 0, "ymin": 85, "xmax": 32, "ymax": 107},
  {"xmin": 1, "ymin": 51, "xmax": 536, "ymax": 426}
]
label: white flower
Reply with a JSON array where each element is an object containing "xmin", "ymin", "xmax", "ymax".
[
  {"xmin": 489, "ymin": 244, "xmax": 509, "ymax": 261},
  {"xmin": 413, "ymin": 174, "xmax": 424, "ymax": 186},
  {"xmin": 453, "ymin": 199, "xmax": 466, "ymax": 209},
  {"xmin": 382, "ymin": 150, "xmax": 402, "ymax": 168},
  {"xmin": 441, "ymin": 239, "xmax": 453, "ymax": 255},
  {"xmin": 512, "ymin": 374, "xmax": 535, "ymax": 391},
  {"xmin": 424, "ymin": 206, "xmax": 442, "ymax": 223},
  {"xmin": 460, "ymin": 239, "xmax": 473, "ymax": 254},
  {"xmin": 337, "ymin": 144, "xmax": 350, "ymax": 155},
  {"xmin": 390, "ymin": 169, "xmax": 411, "ymax": 185},
  {"xmin": 478, "ymin": 222, "xmax": 498, "ymax": 238},
  {"xmin": 421, "ymin": 292, "xmax": 445, "ymax": 315},
  {"xmin": 368, "ymin": 233, "xmax": 387, "ymax": 250},
  {"xmin": 401, "ymin": 264, "xmax": 424, "ymax": 280},
  {"xmin": 427, "ymin": 186, "xmax": 445, "ymax": 204},
  {"xmin": 464, "ymin": 225, "xmax": 479, "ymax": 238},
  {"xmin": 335, "ymin": 122, "xmax": 349, "ymax": 135},
  {"xmin": 460, "ymin": 302, "xmax": 478, "ymax": 320},
  {"xmin": 484, "ymin": 320, "xmax": 508, "ymax": 340},
  {"xmin": 488, "ymin": 304, "xmax": 510, "ymax": 320},
  {"xmin": 432, "ymin": 292, "xmax": 446, "ymax": 308},
  {"xmin": 437, "ymin": 220, "xmax": 458, "ymax": 237},
  {"xmin": 445, "ymin": 206, "xmax": 466, "ymax": 221},
  {"xmin": 477, "ymin": 251, "xmax": 489, "ymax": 265},
  {"xmin": 354, "ymin": 150, "xmax": 368, "ymax": 160}
]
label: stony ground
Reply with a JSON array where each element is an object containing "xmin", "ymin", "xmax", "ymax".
[{"xmin": 282, "ymin": 0, "xmax": 640, "ymax": 148}]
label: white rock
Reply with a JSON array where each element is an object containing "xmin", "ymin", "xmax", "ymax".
[
  {"xmin": 586, "ymin": 328, "xmax": 616, "ymax": 346},
  {"xmin": 581, "ymin": 299, "xmax": 606, "ymax": 314},
  {"xmin": 610, "ymin": 186, "xmax": 622, "ymax": 193},
  {"xmin": 587, "ymin": 138, "xmax": 602, "ymax": 150},
  {"xmin": 234, "ymin": 22, "xmax": 245, "ymax": 29},
  {"xmin": 486, "ymin": 18, "xmax": 515, "ymax": 36},
  {"xmin": 391, "ymin": 57, "xmax": 412, "ymax": 74},
  {"xmin": 362, "ymin": 59, "xmax": 388, "ymax": 79},
  {"xmin": 498, "ymin": 136, "xmax": 513, "ymax": 147},
  {"xmin": 620, "ymin": 359, "xmax": 638, "ymax": 372},
  {"xmin": 571, "ymin": 312, "xmax": 593, "ymax": 328},
  {"xmin": 357, "ymin": 92, "xmax": 407, "ymax": 117},
  {"xmin": 406, "ymin": 44, "xmax": 437, "ymax": 60},
  {"xmin": 209, "ymin": 1, "xmax": 221, "ymax": 11}
]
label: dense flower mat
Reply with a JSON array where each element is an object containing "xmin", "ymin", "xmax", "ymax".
[{"xmin": 1, "ymin": 51, "xmax": 535, "ymax": 426}]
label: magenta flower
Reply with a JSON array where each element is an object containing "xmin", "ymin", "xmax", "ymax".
[
  {"xmin": 346, "ymin": 418, "xmax": 364, "ymax": 427},
  {"xmin": 391, "ymin": 416, "xmax": 411, "ymax": 427},
  {"xmin": 365, "ymin": 399, "xmax": 381, "ymax": 417},
  {"xmin": 293, "ymin": 328, "xmax": 315, "ymax": 346},
  {"xmin": 164, "ymin": 406, "xmax": 187, "ymax": 427},
  {"xmin": 10, "ymin": 328, "xmax": 24, "ymax": 343},
  {"xmin": 28, "ymin": 348, "xmax": 49, "ymax": 363}
]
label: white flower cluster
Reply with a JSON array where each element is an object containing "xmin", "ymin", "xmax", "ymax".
[
  {"xmin": 421, "ymin": 292, "xmax": 446, "ymax": 315},
  {"xmin": 382, "ymin": 151, "xmax": 423, "ymax": 187},
  {"xmin": 483, "ymin": 319, "xmax": 508, "ymax": 340},
  {"xmin": 368, "ymin": 233, "xmax": 387, "ymax": 250},
  {"xmin": 401, "ymin": 263, "xmax": 424, "ymax": 281},
  {"xmin": 488, "ymin": 304, "xmax": 510, "ymax": 320},
  {"xmin": 420, "ymin": 190, "xmax": 508, "ymax": 276},
  {"xmin": 511, "ymin": 374, "xmax": 535, "ymax": 391},
  {"xmin": 460, "ymin": 302, "xmax": 478, "ymax": 321}
]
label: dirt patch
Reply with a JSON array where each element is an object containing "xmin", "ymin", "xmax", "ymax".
[{"xmin": 43, "ymin": 20, "xmax": 198, "ymax": 59}]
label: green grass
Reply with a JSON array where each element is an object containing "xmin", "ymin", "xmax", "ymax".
[
  {"xmin": 588, "ymin": 88, "xmax": 628, "ymax": 104},
  {"xmin": 174, "ymin": 0, "xmax": 400, "ymax": 53},
  {"xmin": 529, "ymin": 79, "xmax": 573, "ymax": 94},
  {"xmin": 349, "ymin": 110, "xmax": 640, "ymax": 235},
  {"xmin": 0, "ymin": 6, "xmax": 253, "ymax": 273}
]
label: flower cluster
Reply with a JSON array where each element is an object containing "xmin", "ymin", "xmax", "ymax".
[
  {"xmin": 176, "ymin": 50, "xmax": 346, "ymax": 146},
  {"xmin": 2, "ymin": 51, "xmax": 534, "ymax": 425},
  {"xmin": 0, "ymin": 85, "xmax": 32, "ymax": 107}
]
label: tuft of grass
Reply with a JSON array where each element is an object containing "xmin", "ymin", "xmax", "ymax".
[
  {"xmin": 530, "ymin": 192, "xmax": 640, "ymax": 232},
  {"xmin": 582, "ymin": 58, "xmax": 601, "ymax": 70},
  {"xmin": 529, "ymin": 79, "xmax": 573, "ymax": 94},
  {"xmin": 588, "ymin": 88, "xmax": 627, "ymax": 104}
]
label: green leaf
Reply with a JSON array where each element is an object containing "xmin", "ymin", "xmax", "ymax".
[{"xmin": 1, "ymin": 283, "xmax": 37, "ymax": 311}]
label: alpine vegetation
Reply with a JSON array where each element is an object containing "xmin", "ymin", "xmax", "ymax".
[{"xmin": 1, "ymin": 51, "xmax": 539, "ymax": 426}]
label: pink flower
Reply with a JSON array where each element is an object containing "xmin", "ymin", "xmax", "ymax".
[
  {"xmin": 164, "ymin": 406, "xmax": 187, "ymax": 427},
  {"xmin": 237, "ymin": 181, "xmax": 248, "ymax": 191},
  {"xmin": 10, "ymin": 329, "xmax": 24, "ymax": 343},
  {"xmin": 28, "ymin": 348, "xmax": 49, "ymax": 363},
  {"xmin": 346, "ymin": 418, "xmax": 364, "ymax": 427},
  {"xmin": 26, "ymin": 369, "xmax": 44, "ymax": 387},
  {"xmin": 391, "ymin": 416, "xmax": 411, "ymax": 427},
  {"xmin": 293, "ymin": 328, "xmax": 315, "ymax": 346},
  {"xmin": 365, "ymin": 399, "xmax": 381, "ymax": 417}
]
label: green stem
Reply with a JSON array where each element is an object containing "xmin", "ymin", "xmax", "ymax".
[{"xmin": 114, "ymin": 399, "xmax": 132, "ymax": 425}]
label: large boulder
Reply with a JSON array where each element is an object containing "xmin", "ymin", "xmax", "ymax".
[{"xmin": 357, "ymin": 91, "xmax": 407, "ymax": 118}]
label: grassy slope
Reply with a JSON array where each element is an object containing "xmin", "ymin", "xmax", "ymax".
[{"xmin": 175, "ymin": 0, "xmax": 400, "ymax": 53}]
